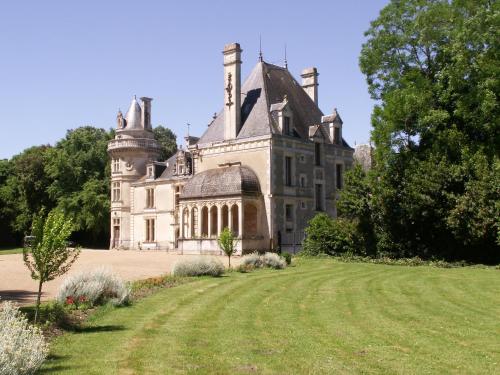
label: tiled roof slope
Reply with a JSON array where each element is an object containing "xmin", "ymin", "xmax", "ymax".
[{"xmin": 198, "ymin": 61, "xmax": 350, "ymax": 146}]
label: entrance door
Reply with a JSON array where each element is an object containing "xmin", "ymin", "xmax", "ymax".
[{"xmin": 113, "ymin": 226, "xmax": 120, "ymax": 248}]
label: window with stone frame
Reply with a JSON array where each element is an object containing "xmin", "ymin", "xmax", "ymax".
[
  {"xmin": 315, "ymin": 184, "xmax": 323, "ymax": 211},
  {"xmin": 112, "ymin": 158, "xmax": 120, "ymax": 173},
  {"xmin": 285, "ymin": 204, "xmax": 294, "ymax": 232},
  {"xmin": 315, "ymin": 142, "xmax": 322, "ymax": 166},
  {"xmin": 146, "ymin": 188, "xmax": 155, "ymax": 208},
  {"xmin": 112, "ymin": 182, "xmax": 121, "ymax": 201},
  {"xmin": 336, "ymin": 164, "xmax": 343, "ymax": 189},
  {"xmin": 145, "ymin": 218, "xmax": 155, "ymax": 242},
  {"xmin": 300, "ymin": 174, "xmax": 307, "ymax": 188},
  {"xmin": 285, "ymin": 156, "xmax": 293, "ymax": 186}
]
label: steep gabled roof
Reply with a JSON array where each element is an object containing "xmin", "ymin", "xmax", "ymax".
[{"xmin": 197, "ymin": 61, "xmax": 327, "ymax": 144}]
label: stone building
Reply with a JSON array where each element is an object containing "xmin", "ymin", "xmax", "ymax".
[{"xmin": 107, "ymin": 42, "xmax": 354, "ymax": 254}]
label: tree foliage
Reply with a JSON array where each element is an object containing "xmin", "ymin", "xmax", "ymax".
[
  {"xmin": 218, "ymin": 227, "xmax": 237, "ymax": 267},
  {"xmin": 23, "ymin": 209, "xmax": 80, "ymax": 321},
  {"xmin": 349, "ymin": 0, "xmax": 500, "ymax": 262},
  {"xmin": 153, "ymin": 126, "xmax": 177, "ymax": 160}
]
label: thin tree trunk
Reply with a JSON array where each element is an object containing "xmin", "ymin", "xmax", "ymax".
[
  {"xmin": 228, "ymin": 255, "xmax": 231, "ymax": 268},
  {"xmin": 34, "ymin": 280, "xmax": 43, "ymax": 323}
]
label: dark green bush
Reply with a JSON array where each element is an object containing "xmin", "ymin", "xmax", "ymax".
[
  {"xmin": 302, "ymin": 213, "xmax": 363, "ymax": 256},
  {"xmin": 283, "ymin": 252, "xmax": 292, "ymax": 265}
]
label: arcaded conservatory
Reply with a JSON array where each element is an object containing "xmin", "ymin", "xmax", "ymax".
[{"xmin": 107, "ymin": 42, "xmax": 354, "ymax": 254}]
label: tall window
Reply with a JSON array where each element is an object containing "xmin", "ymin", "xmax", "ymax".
[
  {"xmin": 285, "ymin": 156, "xmax": 293, "ymax": 186},
  {"xmin": 145, "ymin": 218, "xmax": 155, "ymax": 242},
  {"xmin": 112, "ymin": 158, "xmax": 120, "ymax": 172},
  {"xmin": 283, "ymin": 116, "xmax": 291, "ymax": 135},
  {"xmin": 315, "ymin": 143, "xmax": 321, "ymax": 166},
  {"xmin": 146, "ymin": 188, "xmax": 155, "ymax": 208},
  {"xmin": 191, "ymin": 207, "xmax": 198, "ymax": 237},
  {"xmin": 112, "ymin": 182, "xmax": 121, "ymax": 201},
  {"xmin": 334, "ymin": 127, "xmax": 341, "ymax": 145},
  {"xmin": 285, "ymin": 204, "xmax": 294, "ymax": 233},
  {"xmin": 315, "ymin": 184, "xmax": 323, "ymax": 211},
  {"xmin": 336, "ymin": 164, "xmax": 343, "ymax": 189}
]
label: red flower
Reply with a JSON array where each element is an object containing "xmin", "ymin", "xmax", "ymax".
[
  {"xmin": 66, "ymin": 296, "xmax": 74, "ymax": 305},
  {"xmin": 78, "ymin": 296, "xmax": 86, "ymax": 302}
]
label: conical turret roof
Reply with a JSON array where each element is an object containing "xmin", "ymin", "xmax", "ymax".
[{"xmin": 125, "ymin": 96, "xmax": 142, "ymax": 129}]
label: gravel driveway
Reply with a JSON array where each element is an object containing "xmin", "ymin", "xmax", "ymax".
[{"xmin": 0, "ymin": 249, "xmax": 237, "ymax": 305}]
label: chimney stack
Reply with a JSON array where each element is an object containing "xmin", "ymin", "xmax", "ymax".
[
  {"xmin": 140, "ymin": 97, "xmax": 153, "ymax": 130},
  {"xmin": 301, "ymin": 67, "xmax": 319, "ymax": 106},
  {"xmin": 223, "ymin": 43, "xmax": 242, "ymax": 140}
]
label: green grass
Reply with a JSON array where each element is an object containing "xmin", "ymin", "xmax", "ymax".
[
  {"xmin": 41, "ymin": 259, "xmax": 499, "ymax": 374},
  {"xmin": 0, "ymin": 246, "xmax": 23, "ymax": 255}
]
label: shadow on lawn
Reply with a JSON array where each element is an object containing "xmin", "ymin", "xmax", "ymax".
[
  {"xmin": 0, "ymin": 290, "xmax": 41, "ymax": 305},
  {"xmin": 74, "ymin": 324, "xmax": 126, "ymax": 333}
]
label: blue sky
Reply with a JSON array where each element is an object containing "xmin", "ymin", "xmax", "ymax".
[{"xmin": 0, "ymin": 0, "xmax": 388, "ymax": 159}]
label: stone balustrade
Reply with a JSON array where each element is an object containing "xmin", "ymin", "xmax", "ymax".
[{"xmin": 108, "ymin": 138, "xmax": 161, "ymax": 152}]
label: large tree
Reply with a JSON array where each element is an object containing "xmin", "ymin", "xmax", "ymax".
[
  {"xmin": 355, "ymin": 0, "xmax": 499, "ymax": 262},
  {"xmin": 44, "ymin": 126, "xmax": 112, "ymax": 246},
  {"xmin": 153, "ymin": 125, "xmax": 177, "ymax": 160}
]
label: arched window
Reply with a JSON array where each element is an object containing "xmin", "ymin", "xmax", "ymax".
[
  {"xmin": 182, "ymin": 208, "xmax": 189, "ymax": 238},
  {"xmin": 191, "ymin": 207, "xmax": 198, "ymax": 237},
  {"xmin": 231, "ymin": 204, "xmax": 239, "ymax": 235},
  {"xmin": 210, "ymin": 206, "xmax": 218, "ymax": 237},
  {"xmin": 221, "ymin": 205, "xmax": 229, "ymax": 231},
  {"xmin": 244, "ymin": 203, "xmax": 258, "ymax": 236},
  {"xmin": 201, "ymin": 207, "xmax": 209, "ymax": 236}
]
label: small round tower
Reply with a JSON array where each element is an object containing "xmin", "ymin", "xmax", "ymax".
[{"xmin": 107, "ymin": 96, "xmax": 162, "ymax": 249}]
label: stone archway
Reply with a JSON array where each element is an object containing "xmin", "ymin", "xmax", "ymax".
[
  {"xmin": 201, "ymin": 206, "xmax": 208, "ymax": 236},
  {"xmin": 231, "ymin": 204, "xmax": 239, "ymax": 235}
]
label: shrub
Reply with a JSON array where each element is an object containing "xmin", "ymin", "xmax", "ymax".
[
  {"xmin": 172, "ymin": 257, "xmax": 225, "ymax": 277},
  {"xmin": 240, "ymin": 252, "xmax": 287, "ymax": 271},
  {"xmin": 283, "ymin": 252, "xmax": 292, "ymax": 265},
  {"xmin": 302, "ymin": 213, "xmax": 363, "ymax": 256},
  {"xmin": 0, "ymin": 301, "xmax": 49, "ymax": 375},
  {"xmin": 262, "ymin": 252, "xmax": 287, "ymax": 269},
  {"xmin": 218, "ymin": 227, "xmax": 238, "ymax": 267},
  {"xmin": 240, "ymin": 252, "xmax": 263, "ymax": 268},
  {"xmin": 57, "ymin": 268, "xmax": 130, "ymax": 308}
]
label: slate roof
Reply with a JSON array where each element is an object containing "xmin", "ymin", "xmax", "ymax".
[
  {"xmin": 197, "ymin": 61, "xmax": 351, "ymax": 148},
  {"xmin": 180, "ymin": 165, "xmax": 261, "ymax": 199}
]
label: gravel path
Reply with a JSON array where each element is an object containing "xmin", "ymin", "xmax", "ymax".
[{"xmin": 0, "ymin": 249, "xmax": 238, "ymax": 305}]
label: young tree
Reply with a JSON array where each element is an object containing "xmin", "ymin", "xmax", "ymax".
[
  {"xmin": 218, "ymin": 227, "xmax": 237, "ymax": 267},
  {"xmin": 23, "ymin": 209, "xmax": 80, "ymax": 322}
]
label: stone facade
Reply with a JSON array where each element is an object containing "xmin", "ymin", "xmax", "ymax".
[{"xmin": 107, "ymin": 42, "xmax": 354, "ymax": 254}]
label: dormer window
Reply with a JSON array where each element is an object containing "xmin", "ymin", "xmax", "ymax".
[
  {"xmin": 283, "ymin": 116, "xmax": 291, "ymax": 135},
  {"xmin": 147, "ymin": 166, "xmax": 154, "ymax": 178},
  {"xmin": 334, "ymin": 126, "xmax": 341, "ymax": 145}
]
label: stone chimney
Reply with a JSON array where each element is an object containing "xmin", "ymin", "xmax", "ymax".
[
  {"xmin": 140, "ymin": 97, "xmax": 153, "ymax": 130},
  {"xmin": 301, "ymin": 67, "xmax": 319, "ymax": 105},
  {"xmin": 223, "ymin": 43, "xmax": 242, "ymax": 140}
]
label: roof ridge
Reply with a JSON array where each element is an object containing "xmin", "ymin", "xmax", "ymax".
[{"xmin": 259, "ymin": 62, "xmax": 274, "ymax": 134}]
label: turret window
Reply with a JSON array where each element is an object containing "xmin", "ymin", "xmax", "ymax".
[
  {"xmin": 112, "ymin": 158, "xmax": 120, "ymax": 172},
  {"xmin": 285, "ymin": 156, "xmax": 293, "ymax": 186},
  {"xmin": 112, "ymin": 182, "xmax": 121, "ymax": 201},
  {"xmin": 315, "ymin": 143, "xmax": 322, "ymax": 166},
  {"xmin": 336, "ymin": 164, "xmax": 343, "ymax": 189}
]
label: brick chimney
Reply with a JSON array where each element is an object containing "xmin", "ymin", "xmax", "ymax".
[
  {"xmin": 223, "ymin": 43, "xmax": 242, "ymax": 140},
  {"xmin": 301, "ymin": 67, "xmax": 319, "ymax": 106},
  {"xmin": 140, "ymin": 97, "xmax": 153, "ymax": 130}
]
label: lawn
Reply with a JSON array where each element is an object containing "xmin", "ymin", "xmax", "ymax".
[
  {"xmin": 0, "ymin": 246, "xmax": 23, "ymax": 255},
  {"xmin": 41, "ymin": 259, "xmax": 499, "ymax": 374}
]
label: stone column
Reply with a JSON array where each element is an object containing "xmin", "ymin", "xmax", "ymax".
[
  {"xmin": 228, "ymin": 204, "xmax": 233, "ymax": 232},
  {"xmin": 197, "ymin": 206, "xmax": 203, "ymax": 237},
  {"xmin": 179, "ymin": 205, "xmax": 184, "ymax": 239},
  {"xmin": 217, "ymin": 204, "xmax": 222, "ymax": 236},
  {"xmin": 238, "ymin": 201, "xmax": 244, "ymax": 238}
]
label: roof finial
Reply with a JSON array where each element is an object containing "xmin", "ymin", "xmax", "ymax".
[
  {"xmin": 284, "ymin": 43, "xmax": 288, "ymax": 69},
  {"xmin": 186, "ymin": 122, "xmax": 190, "ymax": 137},
  {"xmin": 259, "ymin": 35, "xmax": 263, "ymax": 62}
]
